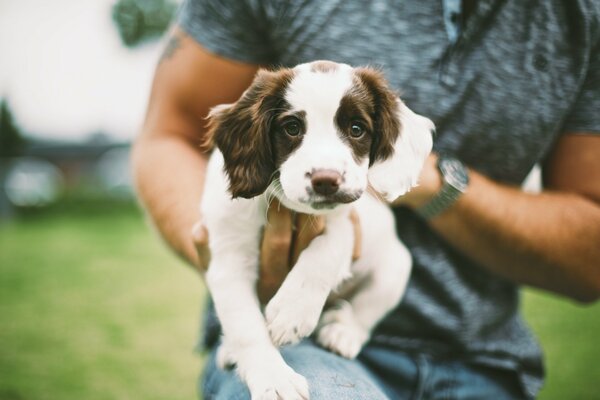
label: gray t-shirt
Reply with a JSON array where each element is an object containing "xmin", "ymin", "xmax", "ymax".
[{"xmin": 178, "ymin": 1, "xmax": 600, "ymax": 397}]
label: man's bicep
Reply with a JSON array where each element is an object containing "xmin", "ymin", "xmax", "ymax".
[
  {"xmin": 142, "ymin": 27, "xmax": 259, "ymax": 143},
  {"xmin": 543, "ymin": 133, "xmax": 600, "ymax": 204}
]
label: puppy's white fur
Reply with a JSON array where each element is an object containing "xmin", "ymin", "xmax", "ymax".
[{"xmin": 201, "ymin": 62, "xmax": 432, "ymax": 400}]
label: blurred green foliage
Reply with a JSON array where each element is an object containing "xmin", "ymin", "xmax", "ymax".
[
  {"xmin": 0, "ymin": 202, "xmax": 599, "ymax": 399},
  {"xmin": 112, "ymin": 0, "xmax": 177, "ymax": 47},
  {"xmin": 0, "ymin": 99, "xmax": 26, "ymax": 158}
]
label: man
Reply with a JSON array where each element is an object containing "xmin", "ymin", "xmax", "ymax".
[{"xmin": 132, "ymin": 1, "xmax": 600, "ymax": 398}]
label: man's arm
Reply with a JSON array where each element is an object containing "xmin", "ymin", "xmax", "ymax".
[
  {"xmin": 132, "ymin": 28, "xmax": 258, "ymax": 270},
  {"xmin": 397, "ymin": 133, "xmax": 600, "ymax": 303}
]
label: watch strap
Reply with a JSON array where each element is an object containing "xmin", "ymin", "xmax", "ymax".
[
  {"xmin": 416, "ymin": 183, "xmax": 462, "ymax": 219},
  {"xmin": 416, "ymin": 156, "xmax": 468, "ymax": 219}
]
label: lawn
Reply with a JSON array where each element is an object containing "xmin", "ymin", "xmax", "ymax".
[
  {"xmin": 1, "ymin": 202, "xmax": 598, "ymax": 399},
  {"xmin": 0, "ymin": 202, "xmax": 205, "ymax": 400}
]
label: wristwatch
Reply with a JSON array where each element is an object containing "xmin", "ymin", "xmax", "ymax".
[{"xmin": 417, "ymin": 155, "xmax": 469, "ymax": 219}]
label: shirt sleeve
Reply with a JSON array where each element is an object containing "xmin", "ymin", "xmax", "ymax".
[
  {"xmin": 562, "ymin": 36, "xmax": 600, "ymax": 134},
  {"xmin": 176, "ymin": 0, "xmax": 275, "ymax": 65}
]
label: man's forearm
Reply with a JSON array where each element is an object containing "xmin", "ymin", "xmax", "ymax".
[
  {"xmin": 132, "ymin": 133, "xmax": 208, "ymax": 270},
  {"xmin": 421, "ymin": 170, "xmax": 600, "ymax": 303}
]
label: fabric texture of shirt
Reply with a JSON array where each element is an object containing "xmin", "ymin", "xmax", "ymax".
[{"xmin": 177, "ymin": 1, "xmax": 600, "ymax": 398}]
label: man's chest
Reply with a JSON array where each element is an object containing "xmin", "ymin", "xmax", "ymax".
[{"xmin": 269, "ymin": 0, "xmax": 586, "ymax": 182}]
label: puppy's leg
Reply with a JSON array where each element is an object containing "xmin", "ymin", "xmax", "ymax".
[
  {"xmin": 265, "ymin": 212, "xmax": 354, "ymax": 346},
  {"xmin": 316, "ymin": 238, "xmax": 411, "ymax": 359},
  {"xmin": 207, "ymin": 250, "xmax": 309, "ymax": 400}
]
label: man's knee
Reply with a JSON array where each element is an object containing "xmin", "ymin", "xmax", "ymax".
[
  {"xmin": 200, "ymin": 355, "xmax": 251, "ymax": 400},
  {"xmin": 200, "ymin": 341, "xmax": 389, "ymax": 400}
]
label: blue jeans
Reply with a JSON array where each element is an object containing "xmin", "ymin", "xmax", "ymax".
[{"xmin": 200, "ymin": 340, "xmax": 527, "ymax": 399}]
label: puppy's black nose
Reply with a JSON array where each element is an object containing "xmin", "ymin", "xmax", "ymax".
[{"xmin": 311, "ymin": 169, "xmax": 342, "ymax": 196}]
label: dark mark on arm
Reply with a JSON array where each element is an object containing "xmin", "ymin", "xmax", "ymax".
[{"xmin": 159, "ymin": 34, "xmax": 182, "ymax": 64}]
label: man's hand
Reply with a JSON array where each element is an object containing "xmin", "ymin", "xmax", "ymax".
[
  {"xmin": 391, "ymin": 153, "xmax": 442, "ymax": 209},
  {"xmin": 258, "ymin": 201, "xmax": 324, "ymax": 303},
  {"xmin": 193, "ymin": 200, "xmax": 362, "ymax": 304},
  {"xmin": 261, "ymin": 203, "xmax": 363, "ymax": 303}
]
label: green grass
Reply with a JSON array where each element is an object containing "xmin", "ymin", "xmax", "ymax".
[
  {"xmin": 1, "ymin": 202, "xmax": 599, "ymax": 399},
  {"xmin": 522, "ymin": 290, "xmax": 600, "ymax": 399},
  {"xmin": 0, "ymin": 202, "xmax": 205, "ymax": 400}
]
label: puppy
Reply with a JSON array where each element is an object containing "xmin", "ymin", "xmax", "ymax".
[{"xmin": 201, "ymin": 60, "xmax": 433, "ymax": 400}]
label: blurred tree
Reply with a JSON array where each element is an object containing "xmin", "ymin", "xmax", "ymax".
[
  {"xmin": 1, "ymin": 99, "xmax": 26, "ymax": 219},
  {"xmin": 112, "ymin": 0, "xmax": 178, "ymax": 47},
  {"xmin": 0, "ymin": 99, "xmax": 25, "ymax": 158}
]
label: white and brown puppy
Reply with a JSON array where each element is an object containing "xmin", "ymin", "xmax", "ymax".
[{"xmin": 201, "ymin": 61, "xmax": 433, "ymax": 400}]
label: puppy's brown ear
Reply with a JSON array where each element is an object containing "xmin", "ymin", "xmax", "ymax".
[
  {"xmin": 206, "ymin": 68, "xmax": 294, "ymax": 199},
  {"xmin": 354, "ymin": 67, "xmax": 401, "ymax": 165},
  {"xmin": 355, "ymin": 67, "xmax": 434, "ymax": 202}
]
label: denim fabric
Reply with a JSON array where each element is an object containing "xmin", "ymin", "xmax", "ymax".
[{"xmin": 200, "ymin": 340, "xmax": 526, "ymax": 400}]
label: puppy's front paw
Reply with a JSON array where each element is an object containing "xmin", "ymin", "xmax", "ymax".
[
  {"xmin": 265, "ymin": 289, "xmax": 325, "ymax": 346},
  {"xmin": 316, "ymin": 321, "xmax": 368, "ymax": 359},
  {"xmin": 246, "ymin": 363, "xmax": 309, "ymax": 400},
  {"xmin": 315, "ymin": 302, "xmax": 368, "ymax": 359},
  {"xmin": 216, "ymin": 341, "xmax": 236, "ymax": 369}
]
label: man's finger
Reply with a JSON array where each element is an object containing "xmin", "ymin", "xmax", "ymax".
[
  {"xmin": 349, "ymin": 209, "xmax": 362, "ymax": 261},
  {"xmin": 292, "ymin": 214, "xmax": 326, "ymax": 265},
  {"xmin": 192, "ymin": 221, "xmax": 211, "ymax": 272},
  {"xmin": 259, "ymin": 199, "xmax": 293, "ymax": 303}
]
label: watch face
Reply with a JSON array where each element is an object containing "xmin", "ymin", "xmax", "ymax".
[{"xmin": 439, "ymin": 157, "xmax": 469, "ymax": 191}]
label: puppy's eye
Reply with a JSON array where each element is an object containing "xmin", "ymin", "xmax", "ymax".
[
  {"xmin": 350, "ymin": 122, "xmax": 365, "ymax": 138},
  {"xmin": 283, "ymin": 121, "xmax": 301, "ymax": 137}
]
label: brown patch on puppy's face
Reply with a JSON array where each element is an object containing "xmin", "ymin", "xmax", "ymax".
[
  {"xmin": 272, "ymin": 110, "xmax": 307, "ymax": 167},
  {"xmin": 333, "ymin": 68, "xmax": 401, "ymax": 166},
  {"xmin": 352, "ymin": 68, "xmax": 401, "ymax": 165},
  {"xmin": 206, "ymin": 68, "xmax": 297, "ymax": 198},
  {"xmin": 335, "ymin": 83, "xmax": 376, "ymax": 163}
]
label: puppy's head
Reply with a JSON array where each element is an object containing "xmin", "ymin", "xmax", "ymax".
[{"xmin": 207, "ymin": 61, "xmax": 433, "ymax": 211}]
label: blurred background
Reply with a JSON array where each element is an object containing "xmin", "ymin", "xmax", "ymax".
[
  {"xmin": 0, "ymin": 1, "xmax": 598, "ymax": 399},
  {"xmin": 0, "ymin": 1, "xmax": 204, "ymax": 399}
]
